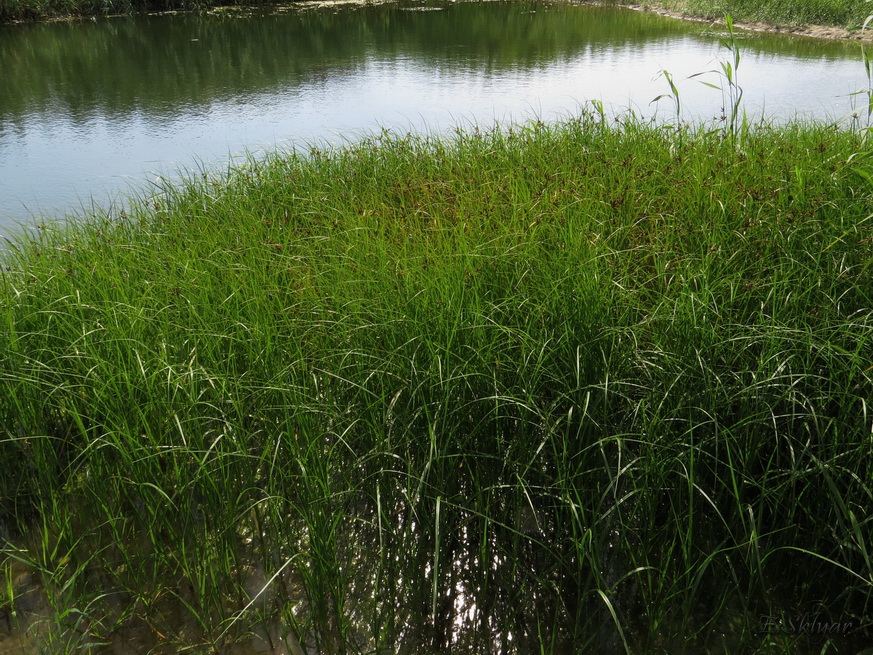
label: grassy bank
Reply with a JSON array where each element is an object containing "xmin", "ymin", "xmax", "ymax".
[
  {"xmin": 632, "ymin": 0, "xmax": 871, "ymax": 33},
  {"xmin": 1, "ymin": 113, "xmax": 871, "ymax": 653}
]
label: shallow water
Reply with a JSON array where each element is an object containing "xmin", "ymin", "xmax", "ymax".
[{"xmin": 0, "ymin": 1, "xmax": 865, "ymax": 231}]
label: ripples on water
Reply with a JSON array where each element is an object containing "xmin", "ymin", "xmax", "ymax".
[{"xmin": 0, "ymin": 0, "xmax": 864, "ymax": 231}]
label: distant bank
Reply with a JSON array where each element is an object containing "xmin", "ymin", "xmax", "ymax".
[{"xmin": 2, "ymin": 0, "xmax": 872, "ymax": 40}]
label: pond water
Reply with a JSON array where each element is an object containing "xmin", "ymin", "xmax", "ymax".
[{"xmin": 0, "ymin": 0, "xmax": 866, "ymax": 234}]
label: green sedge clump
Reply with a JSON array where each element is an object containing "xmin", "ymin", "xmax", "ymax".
[{"xmin": 1, "ymin": 114, "xmax": 871, "ymax": 653}]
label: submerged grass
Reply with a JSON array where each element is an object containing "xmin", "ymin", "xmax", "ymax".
[{"xmin": 0, "ymin": 113, "xmax": 872, "ymax": 653}]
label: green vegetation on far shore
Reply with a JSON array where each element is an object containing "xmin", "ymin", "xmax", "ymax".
[
  {"xmin": 0, "ymin": 0, "xmax": 215, "ymax": 23},
  {"xmin": 1, "ymin": 113, "xmax": 871, "ymax": 652},
  {"xmin": 1, "ymin": 0, "xmax": 872, "ymax": 34}
]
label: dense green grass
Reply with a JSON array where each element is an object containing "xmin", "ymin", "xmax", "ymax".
[{"xmin": 1, "ymin": 114, "xmax": 872, "ymax": 653}]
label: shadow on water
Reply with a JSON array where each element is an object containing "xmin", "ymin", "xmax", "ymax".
[{"xmin": 0, "ymin": 3, "xmax": 692, "ymax": 122}]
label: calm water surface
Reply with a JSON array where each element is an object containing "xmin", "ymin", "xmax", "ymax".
[{"xmin": 0, "ymin": 0, "xmax": 865, "ymax": 233}]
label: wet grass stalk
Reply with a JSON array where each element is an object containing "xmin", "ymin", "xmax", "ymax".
[
  {"xmin": 851, "ymin": 11, "xmax": 873, "ymax": 136},
  {"xmin": 657, "ymin": 12, "xmax": 746, "ymax": 138},
  {"xmin": 1, "ymin": 114, "xmax": 872, "ymax": 653},
  {"xmin": 692, "ymin": 13, "xmax": 745, "ymax": 137}
]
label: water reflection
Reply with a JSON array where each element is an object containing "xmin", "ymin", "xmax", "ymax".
[{"xmin": 0, "ymin": 1, "xmax": 864, "ymax": 229}]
